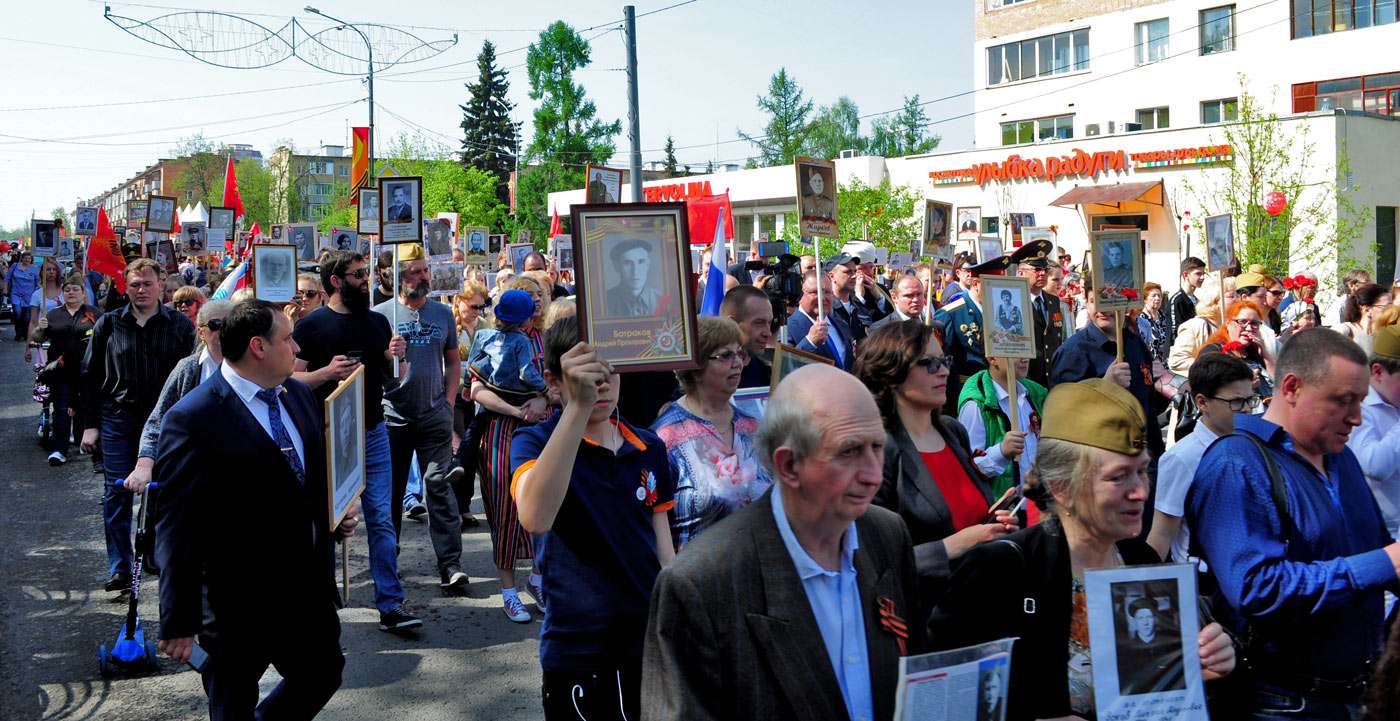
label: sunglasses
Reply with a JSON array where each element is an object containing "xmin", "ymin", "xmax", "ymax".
[
  {"xmin": 202, "ymin": 318, "xmax": 225, "ymax": 332},
  {"xmin": 343, "ymin": 268, "xmax": 369, "ymax": 279},
  {"xmin": 914, "ymin": 355, "xmax": 956, "ymax": 372},
  {"xmin": 173, "ymin": 300, "xmax": 198, "ymax": 309},
  {"xmin": 469, "ymin": 303, "xmax": 488, "ymax": 311}
]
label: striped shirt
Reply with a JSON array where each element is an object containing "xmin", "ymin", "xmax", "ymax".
[{"xmin": 81, "ymin": 303, "xmax": 196, "ymax": 419}]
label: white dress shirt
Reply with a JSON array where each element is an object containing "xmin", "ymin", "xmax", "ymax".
[
  {"xmin": 198, "ymin": 348, "xmax": 219, "ymax": 382},
  {"xmin": 957, "ymin": 379, "xmax": 1038, "ymax": 484},
  {"xmin": 1349, "ymin": 386, "xmax": 1400, "ymax": 538},
  {"xmin": 221, "ymin": 362, "xmax": 306, "ymax": 468},
  {"xmin": 1154, "ymin": 420, "xmax": 1220, "ymax": 562}
]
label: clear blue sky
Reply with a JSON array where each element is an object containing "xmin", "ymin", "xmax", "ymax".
[{"xmin": 0, "ymin": 0, "xmax": 973, "ymax": 228}]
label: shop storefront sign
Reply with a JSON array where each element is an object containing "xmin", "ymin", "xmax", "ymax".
[
  {"xmin": 643, "ymin": 179, "xmax": 715, "ymax": 202},
  {"xmin": 930, "ymin": 144, "xmax": 1232, "ymax": 187}
]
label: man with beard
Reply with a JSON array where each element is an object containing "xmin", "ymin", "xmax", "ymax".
[
  {"xmin": 371, "ymin": 244, "xmax": 468, "ymax": 592},
  {"xmin": 291, "ymin": 250, "xmax": 422, "ymax": 633}
]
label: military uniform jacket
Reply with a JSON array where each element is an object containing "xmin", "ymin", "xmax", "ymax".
[
  {"xmin": 1027, "ymin": 291, "xmax": 1065, "ymax": 387},
  {"xmin": 933, "ymin": 296, "xmax": 986, "ymax": 380}
]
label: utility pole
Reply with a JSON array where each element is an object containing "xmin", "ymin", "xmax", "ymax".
[{"xmin": 624, "ymin": 6, "xmax": 642, "ymax": 202}]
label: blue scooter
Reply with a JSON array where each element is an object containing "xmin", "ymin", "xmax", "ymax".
[{"xmin": 98, "ymin": 480, "xmax": 160, "ymax": 677}]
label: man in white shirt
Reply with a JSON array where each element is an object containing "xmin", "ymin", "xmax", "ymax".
[
  {"xmin": 1349, "ymin": 325, "xmax": 1400, "ymax": 539},
  {"xmin": 956, "ymin": 356, "xmax": 1036, "ymax": 489},
  {"xmin": 1147, "ymin": 351, "xmax": 1256, "ymax": 562}
]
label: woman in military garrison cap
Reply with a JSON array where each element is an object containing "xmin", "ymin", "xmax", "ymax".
[{"xmin": 928, "ymin": 379, "xmax": 1236, "ymax": 721}]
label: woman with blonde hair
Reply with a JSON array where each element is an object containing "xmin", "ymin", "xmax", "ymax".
[
  {"xmin": 25, "ymin": 257, "xmax": 63, "ymax": 345},
  {"xmin": 171, "ymin": 285, "xmax": 206, "ymax": 327},
  {"xmin": 1168, "ymin": 275, "xmax": 1232, "ymax": 375}
]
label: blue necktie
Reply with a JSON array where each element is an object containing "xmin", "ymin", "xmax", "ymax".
[
  {"xmin": 825, "ymin": 322, "xmax": 845, "ymax": 366},
  {"xmin": 256, "ymin": 387, "xmax": 305, "ymax": 486}
]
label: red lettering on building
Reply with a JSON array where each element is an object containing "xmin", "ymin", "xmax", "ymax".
[
  {"xmin": 930, "ymin": 144, "xmax": 1231, "ymax": 186},
  {"xmin": 642, "ymin": 180, "xmax": 714, "ymax": 202}
]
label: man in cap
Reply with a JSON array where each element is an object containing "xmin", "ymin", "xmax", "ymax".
[
  {"xmin": 1189, "ymin": 328, "xmax": 1400, "ymax": 718},
  {"xmin": 605, "ymin": 237, "xmax": 662, "ymax": 317},
  {"xmin": 1348, "ymin": 324, "xmax": 1400, "ymax": 540},
  {"xmin": 1012, "ymin": 239, "xmax": 1064, "ymax": 386},
  {"xmin": 934, "ymin": 255, "xmax": 1007, "ymax": 412},
  {"xmin": 787, "ymin": 270, "xmax": 855, "ymax": 371},
  {"xmin": 826, "ymin": 253, "xmax": 871, "ymax": 343}
]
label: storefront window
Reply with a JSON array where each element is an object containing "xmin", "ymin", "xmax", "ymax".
[
  {"xmin": 1200, "ymin": 5, "xmax": 1236, "ymax": 54},
  {"xmin": 1294, "ymin": 72, "xmax": 1400, "ymax": 112},
  {"xmin": 1135, "ymin": 19, "xmax": 1170, "ymax": 65}
]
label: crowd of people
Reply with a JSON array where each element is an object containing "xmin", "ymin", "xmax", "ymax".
[{"xmin": 5, "ymin": 228, "xmax": 1400, "ymax": 721}]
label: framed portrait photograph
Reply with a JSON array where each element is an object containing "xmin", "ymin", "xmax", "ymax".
[
  {"xmin": 487, "ymin": 233, "xmax": 504, "ymax": 255},
  {"xmin": 322, "ymin": 226, "xmax": 356, "ymax": 253},
  {"xmin": 1090, "ymin": 229, "xmax": 1145, "ymax": 311},
  {"xmin": 1021, "ymin": 226, "xmax": 1056, "ymax": 250},
  {"xmin": 794, "ymin": 156, "xmax": 838, "ymax": 238},
  {"xmin": 58, "ymin": 236, "xmax": 75, "ymax": 261},
  {"xmin": 357, "ymin": 189, "xmax": 380, "ymax": 235},
  {"xmin": 324, "ymin": 365, "xmax": 366, "ymax": 532},
  {"xmin": 770, "ymin": 343, "xmax": 835, "ymax": 387},
  {"xmin": 922, "ymin": 200, "xmax": 951, "ymax": 256},
  {"xmin": 252, "ymin": 244, "xmax": 298, "ymax": 303},
  {"xmin": 208, "ymin": 206, "xmax": 235, "ymax": 245},
  {"xmin": 128, "ymin": 200, "xmax": 147, "ymax": 226},
  {"xmin": 424, "ymin": 218, "xmax": 456, "ymax": 259},
  {"xmin": 31, "ymin": 220, "xmax": 57, "ymax": 257},
  {"xmin": 585, "ymin": 164, "xmax": 624, "ymax": 204},
  {"xmin": 181, "ymin": 221, "xmax": 209, "ymax": 256},
  {"xmin": 428, "ymin": 261, "xmax": 465, "ymax": 298},
  {"xmin": 1204, "ymin": 213, "xmax": 1235, "ymax": 272},
  {"xmin": 1085, "ymin": 563, "xmax": 1205, "ymax": 718},
  {"xmin": 508, "ymin": 242, "xmax": 535, "ymax": 273},
  {"xmin": 570, "ymin": 202, "xmax": 700, "ymax": 372},
  {"xmin": 145, "ymin": 194, "xmax": 177, "ymax": 234},
  {"xmin": 981, "ymin": 275, "xmax": 1036, "ymax": 359},
  {"xmin": 435, "ymin": 211, "xmax": 460, "ymax": 237},
  {"xmin": 378, "ymin": 176, "xmax": 423, "ymax": 244},
  {"xmin": 462, "ymin": 226, "xmax": 489, "ymax": 257},
  {"xmin": 155, "ymin": 239, "xmax": 178, "ymax": 274},
  {"xmin": 887, "ymin": 251, "xmax": 914, "ymax": 270},
  {"xmin": 75, "ymin": 207, "xmax": 98, "ymax": 237},
  {"xmin": 977, "ymin": 234, "xmax": 1003, "ymax": 264},
  {"xmin": 270, "ymin": 224, "xmax": 284, "ymax": 241},
  {"xmin": 957, "ymin": 206, "xmax": 982, "ymax": 243},
  {"xmin": 1009, "ymin": 213, "xmax": 1036, "ymax": 242},
  {"xmin": 142, "ymin": 231, "xmax": 161, "ymax": 258},
  {"xmin": 557, "ymin": 242, "xmax": 575, "ymax": 271},
  {"xmin": 285, "ymin": 223, "xmax": 317, "ymax": 262},
  {"xmin": 517, "ymin": 228, "xmax": 533, "ymax": 245}
]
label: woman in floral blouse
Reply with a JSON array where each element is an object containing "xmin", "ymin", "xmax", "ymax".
[{"xmin": 652, "ymin": 316, "xmax": 770, "ymax": 550}]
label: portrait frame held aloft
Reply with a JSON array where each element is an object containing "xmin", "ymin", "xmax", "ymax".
[
  {"xmin": 957, "ymin": 206, "xmax": 981, "ymax": 243},
  {"xmin": 770, "ymin": 342, "xmax": 836, "ymax": 388},
  {"xmin": 1008, "ymin": 213, "xmax": 1036, "ymax": 243},
  {"xmin": 1090, "ymin": 229, "xmax": 1145, "ymax": 312},
  {"xmin": 507, "ymin": 242, "xmax": 535, "ymax": 273},
  {"xmin": 181, "ymin": 221, "xmax": 209, "ymax": 256},
  {"xmin": 922, "ymin": 200, "xmax": 952, "ymax": 257},
  {"xmin": 252, "ymin": 244, "xmax": 298, "ymax": 303},
  {"xmin": 980, "ymin": 275, "xmax": 1036, "ymax": 359},
  {"xmin": 462, "ymin": 226, "xmax": 489, "ymax": 257},
  {"xmin": 570, "ymin": 202, "xmax": 700, "ymax": 373},
  {"xmin": 584, "ymin": 164, "xmax": 624, "ymax": 204},
  {"xmin": 357, "ymin": 189, "xmax": 380, "ymax": 235},
  {"xmin": 326, "ymin": 227, "xmax": 358, "ymax": 254},
  {"xmin": 324, "ymin": 365, "xmax": 366, "ymax": 532},
  {"xmin": 377, "ymin": 176, "xmax": 423, "ymax": 244},
  {"xmin": 285, "ymin": 223, "xmax": 317, "ymax": 262},
  {"xmin": 154, "ymin": 239, "xmax": 179, "ymax": 274},
  {"xmin": 977, "ymin": 234, "xmax": 1003, "ymax": 265},
  {"xmin": 31, "ymin": 220, "xmax": 57, "ymax": 257},
  {"xmin": 1203, "ymin": 213, "xmax": 1235, "ymax": 272},
  {"xmin": 424, "ymin": 218, "xmax": 456, "ymax": 259},
  {"xmin": 75, "ymin": 207, "xmax": 98, "ymax": 237},
  {"xmin": 794, "ymin": 156, "xmax": 838, "ymax": 238},
  {"xmin": 145, "ymin": 194, "xmax": 177, "ymax": 234}
]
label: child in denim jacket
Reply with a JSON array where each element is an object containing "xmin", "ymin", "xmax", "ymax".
[{"xmin": 468, "ymin": 289, "xmax": 545, "ymax": 399}]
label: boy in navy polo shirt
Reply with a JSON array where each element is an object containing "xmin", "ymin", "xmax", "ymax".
[{"xmin": 510, "ymin": 315, "xmax": 677, "ymax": 721}]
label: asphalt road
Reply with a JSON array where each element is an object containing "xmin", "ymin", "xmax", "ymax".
[{"xmin": 0, "ymin": 326, "xmax": 545, "ymax": 720}]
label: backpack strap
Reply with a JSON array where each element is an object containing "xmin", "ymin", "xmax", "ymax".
[{"xmin": 1231, "ymin": 431, "xmax": 1293, "ymax": 544}]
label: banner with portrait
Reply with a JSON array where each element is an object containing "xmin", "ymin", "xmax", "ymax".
[{"xmin": 794, "ymin": 156, "xmax": 838, "ymax": 238}]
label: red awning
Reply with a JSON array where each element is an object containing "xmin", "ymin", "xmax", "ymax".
[{"xmin": 1049, "ymin": 180, "xmax": 1164, "ymax": 209}]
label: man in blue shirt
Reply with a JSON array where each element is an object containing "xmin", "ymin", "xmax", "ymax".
[{"xmin": 1188, "ymin": 328, "xmax": 1400, "ymax": 720}]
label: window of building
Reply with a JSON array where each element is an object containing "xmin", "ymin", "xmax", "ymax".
[
  {"xmin": 1135, "ymin": 18, "xmax": 1170, "ymax": 64},
  {"xmin": 1200, "ymin": 5, "xmax": 1236, "ymax": 54},
  {"xmin": 1293, "ymin": 71, "xmax": 1400, "ymax": 114},
  {"xmin": 1201, "ymin": 98, "xmax": 1239, "ymax": 123},
  {"xmin": 1295, "ymin": 0, "xmax": 1399, "ymax": 37},
  {"xmin": 988, "ymin": 29, "xmax": 1089, "ymax": 85},
  {"xmin": 1001, "ymin": 114, "xmax": 1074, "ymax": 145},
  {"xmin": 1136, "ymin": 106, "xmax": 1171, "ymax": 129},
  {"xmin": 312, "ymin": 183, "xmax": 332, "ymax": 197}
]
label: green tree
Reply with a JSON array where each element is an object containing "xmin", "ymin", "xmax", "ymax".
[
  {"xmin": 518, "ymin": 21, "xmax": 620, "ymax": 240},
  {"xmin": 167, "ymin": 133, "xmax": 226, "ymax": 207},
  {"xmin": 805, "ymin": 96, "xmax": 865, "ymax": 160},
  {"xmin": 210, "ymin": 158, "xmax": 276, "ymax": 229},
  {"xmin": 780, "ymin": 177, "xmax": 921, "ymax": 258},
  {"xmin": 459, "ymin": 40, "xmax": 521, "ymax": 206},
  {"xmin": 1182, "ymin": 79, "xmax": 1371, "ymax": 285},
  {"xmin": 868, "ymin": 95, "xmax": 940, "ymax": 158},
  {"xmin": 51, "ymin": 207, "xmax": 71, "ymax": 231},
  {"xmin": 662, "ymin": 135, "xmax": 680, "ymax": 178},
  {"xmin": 740, "ymin": 68, "xmax": 813, "ymax": 166}
]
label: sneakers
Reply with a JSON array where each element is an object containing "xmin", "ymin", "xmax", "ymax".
[
  {"xmin": 47, "ymin": 451, "xmax": 66, "ymax": 466},
  {"xmin": 440, "ymin": 567, "xmax": 469, "ymax": 592},
  {"xmin": 378, "ymin": 606, "xmax": 423, "ymax": 632},
  {"xmin": 502, "ymin": 591, "xmax": 531, "ymax": 623},
  {"xmin": 104, "ymin": 572, "xmax": 131, "ymax": 592},
  {"xmin": 526, "ymin": 575, "xmax": 546, "ymax": 613},
  {"xmin": 406, "ymin": 502, "xmax": 427, "ymax": 521}
]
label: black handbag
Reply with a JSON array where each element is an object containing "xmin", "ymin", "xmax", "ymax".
[{"xmin": 36, "ymin": 356, "xmax": 64, "ymax": 386}]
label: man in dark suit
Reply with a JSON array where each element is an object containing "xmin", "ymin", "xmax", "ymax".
[
  {"xmin": 786, "ymin": 271, "xmax": 855, "ymax": 370},
  {"xmin": 1012, "ymin": 239, "xmax": 1065, "ymax": 387},
  {"xmin": 643, "ymin": 365, "xmax": 918, "ymax": 720},
  {"xmin": 385, "ymin": 185, "xmax": 413, "ymax": 223},
  {"xmin": 155, "ymin": 300, "xmax": 356, "ymax": 720}
]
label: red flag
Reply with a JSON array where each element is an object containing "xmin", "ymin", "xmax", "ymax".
[
  {"xmin": 89, "ymin": 209, "xmax": 127, "ymax": 294},
  {"xmin": 222, "ymin": 156, "xmax": 246, "ymax": 220},
  {"xmin": 171, "ymin": 208, "xmax": 182, "ymax": 236},
  {"xmin": 686, "ymin": 192, "xmax": 735, "ymax": 246},
  {"xmin": 548, "ymin": 206, "xmax": 562, "ymax": 238}
]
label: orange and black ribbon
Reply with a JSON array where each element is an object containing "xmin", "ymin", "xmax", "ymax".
[{"xmin": 877, "ymin": 595, "xmax": 908, "ymax": 656}]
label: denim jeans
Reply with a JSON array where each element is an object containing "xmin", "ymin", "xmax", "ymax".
[
  {"xmin": 100, "ymin": 403, "xmax": 141, "ymax": 577},
  {"xmin": 389, "ymin": 409, "xmax": 461, "ymax": 576},
  {"xmin": 362, "ymin": 422, "xmax": 406, "ymax": 614},
  {"xmin": 50, "ymin": 379, "xmax": 75, "ymax": 454},
  {"xmin": 13, "ymin": 304, "xmax": 30, "ymax": 340},
  {"xmin": 402, "ymin": 454, "xmax": 423, "ymax": 511}
]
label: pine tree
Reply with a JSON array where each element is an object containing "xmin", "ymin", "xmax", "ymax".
[
  {"xmin": 662, "ymin": 135, "xmax": 680, "ymax": 178},
  {"xmin": 459, "ymin": 40, "xmax": 521, "ymax": 206},
  {"xmin": 739, "ymin": 68, "xmax": 814, "ymax": 167}
]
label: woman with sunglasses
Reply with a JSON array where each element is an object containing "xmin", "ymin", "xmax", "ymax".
[
  {"xmin": 125, "ymin": 300, "xmax": 234, "ymax": 492},
  {"xmin": 651, "ymin": 316, "xmax": 770, "ymax": 550},
  {"xmin": 282, "ymin": 272, "xmax": 325, "ymax": 324},
  {"xmin": 31, "ymin": 273, "xmax": 100, "ymax": 465},
  {"xmin": 1196, "ymin": 299, "xmax": 1275, "ymax": 409},
  {"xmin": 171, "ymin": 285, "xmax": 205, "ymax": 327},
  {"xmin": 449, "ymin": 280, "xmax": 492, "ymax": 528},
  {"xmin": 854, "ymin": 319, "xmax": 1018, "ymax": 605}
]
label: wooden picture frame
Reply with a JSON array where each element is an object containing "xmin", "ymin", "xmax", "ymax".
[
  {"xmin": 584, "ymin": 164, "xmax": 624, "ymax": 204},
  {"xmin": 1090, "ymin": 230, "xmax": 1145, "ymax": 312},
  {"xmin": 252, "ymin": 243, "xmax": 297, "ymax": 303},
  {"xmin": 357, "ymin": 189, "xmax": 380, "ymax": 235},
  {"xmin": 794, "ymin": 156, "xmax": 838, "ymax": 238},
  {"xmin": 378, "ymin": 176, "xmax": 423, "ymax": 244},
  {"xmin": 145, "ymin": 195, "xmax": 177, "ymax": 234},
  {"xmin": 570, "ymin": 201, "xmax": 700, "ymax": 372},
  {"xmin": 981, "ymin": 275, "xmax": 1037, "ymax": 359},
  {"xmin": 325, "ymin": 365, "xmax": 366, "ymax": 532},
  {"xmin": 770, "ymin": 342, "xmax": 836, "ymax": 388}
]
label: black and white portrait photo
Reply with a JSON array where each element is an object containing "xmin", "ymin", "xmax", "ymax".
[
  {"xmin": 488, "ymin": 233, "xmax": 504, "ymax": 255},
  {"xmin": 428, "ymin": 261, "xmax": 465, "ymax": 298},
  {"xmin": 182, "ymin": 222, "xmax": 208, "ymax": 255},
  {"xmin": 357, "ymin": 189, "xmax": 380, "ymax": 235},
  {"xmin": 209, "ymin": 207, "xmax": 235, "ymax": 245},
  {"xmin": 287, "ymin": 223, "xmax": 317, "ymax": 261},
  {"xmin": 1101, "ymin": 239, "xmax": 1135, "ymax": 289},
  {"xmin": 253, "ymin": 244, "xmax": 297, "ymax": 303},
  {"xmin": 977, "ymin": 657, "xmax": 1010, "ymax": 721},
  {"xmin": 604, "ymin": 237, "xmax": 662, "ymax": 318},
  {"xmin": 995, "ymin": 288, "xmax": 1024, "ymax": 335},
  {"xmin": 958, "ymin": 206, "xmax": 981, "ymax": 241},
  {"xmin": 271, "ymin": 224, "xmax": 284, "ymax": 241},
  {"xmin": 508, "ymin": 242, "xmax": 534, "ymax": 274},
  {"xmin": 558, "ymin": 243, "xmax": 574, "ymax": 271},
  {"xmin": 155, "ymin": 239, "xmax": 178, "ymax": 273},
  {"xmin": 425, "ymin": 219, "xmax": 455, "ymax": 259},
  {"xmin": 329, "ymin": 227, "xmax": 357, "ymax": 252},
  {"xmin": 146, "ymin": 195, "xmax": 176, "ymax": 234},
  {"xmin": 31, "ymin": 220, "xmax": 57, "ymax": 257},
  {"xmin": 378, "ymin": 177, "xmax": 422, "ymax": 243},
  {"xmin": 1205, "ymin": 213, "xmax": 1234, "ymax": 272},
  {"xmin": 924, "ymin": 200, "xmax": 950, "ymax": 248},
  {"xmin": 1111, "ymin": 581, "xmax": 1187, "ymax": 697},
  {"xmin": 75, "ymin": 207, "xmax": 98, "ymax": 236},
  {"xmin": 465, "ymin": 227, "xmax": 488, "ymax": 256}
]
